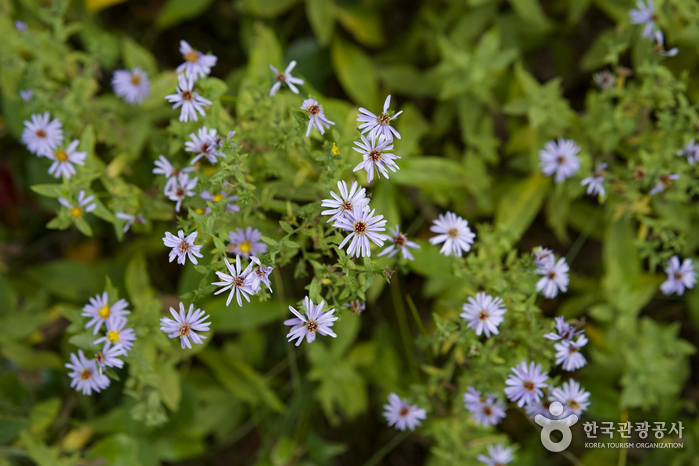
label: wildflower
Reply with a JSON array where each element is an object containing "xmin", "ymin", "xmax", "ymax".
[
  {"xmin": 15, "ymin": 20, "xmax": 27, "ymax": 32},
  {"xmin": 94, "ymin": 342, "xmax": 126, "ymax": 371},
  {"xmin": 320, "ymin": 180, "xmax": 369, "ymax": 224},
  {"xmin": 177, "ymin": 40, "xmax": 217, "ymax": 80},
  {"xmin": 653, "ymin": 31, "xmax": 678, "ymax": 57},
  {"xmin": 594, "ymin": 70, "xmax": 615, "ymax": 89},
  {"xmin": 544, "ymin": 316, "xmax": 583, "ymax": 341},
  {"xmin": 581, "ymin": 163, "xmax": 607, "ymax": 197},
  {"xmin": 533, "ymin": 247, "xmax": 555, "ymax": 269},
  {"xmin": 165, "ymin": 74, "xmax": 212, "ymax": 123},
  {"xmin": 352, "ymin": 135, "xmax": 401, "ymax": 183},
  {"xmin": 167, "ymin": 173, "xmax": 198, "ymax": 212},
  {"xmin": 284, "ymin": 297, "xmax": 338, "ymax": 346},
  {"xmin": 334, "ymin": 204, "xmax": 387, "ymax": 258},
  {"xmin": 342, "ymin": 300, "xmax": 366, "ymax": 314},
  {"xmin": 660, "ymin": 256, "xmax": 697, "ymax": 296},
  {"xmin": 93, "ymin": 316, "xmax": 136, "ymax": 353},
  {"xmin": 269, "ymin": 60, "xmax": 304, "ymax": 96},
  {"xmin": 20, "ymin": 89, "xmax": 33, "ymax": 102},
  {"xmin": 332, "ymin": 143, "xmax": 340, "ymax": 155},
  {"xmin": 66, "ymin": 350, "xmax": 110, "ymax": 396},
  {"xmin": 212, "ymin": 256, "xmax": 256, "ymax": 307},
  {"xmin": 649, "ymin": 174, "xmax": 679, "ymax": 195},
  {"xmin": 115, "ymin": 212, "xmax": 146, "ymax": 233},
  {"xmin": 186, "ymin": 127, "xmax": 225, "ymax": 165},
  {"xmin": 554, "ymin": 335, "xmax": 588, "ymax": 371},
  {"xmin": 215, "ymin": 130, "xmax": 237, "ymax": 148},
  {"xmin": 357, "ymin": 95, "xmax": 403, "ymax": 142},
  {"xmin": 160, "ymin": 302, "xmax": 211, "ymax": 349},
  {"xmin": 45, "ymin": 140, "xmax": 87, "ymax": 180},
  {"xmin": 382, "ymin": 393, "xmax": 427, "ymax": 431},
  {"xmin": 550, "ymin": 380, "xmax": 590, "ymax": 415},
  {"xmin": 82, "ymin": 292, "xmax": 130, "ymax": 335},
  {"xmin": 428, "ymin": 211, "xmax": 476, "ymax": 257},
  {"xmin": 629, "ymin": 0, "xmax": 657, "ymax": 39},
  {"xmin": 112, "ymin": 68, "xmax": 150, "ymax": 104},
  {"xmin": 248, "ymin": 256, "xmax": 273, "ymax": 293},
  {"xmin": 460, "ymin": 292, "xmax": 507, "ymax": 338},
  {"xmin": 463, "ymin": 386, "xmax": 483, "ymax": 411},
  {"xmin": 200, "ymin": 190, "xmax": 240, "ymax": 215},
  {"xmin": 378, "ymin": 225, "xmax": 420, "ymax": 260},
  {"xmin": 301, "ymin": 98, "xmax": 335, "ymax": 137},
  {"xmin": 163, "ymin": 230, "xmax": 203, "ymax": 265},
  {"xmin": 470, "ymin": 394, "xmax": 507, "ymax": 428},
  {"xmin": 477, "ymin": 445, "xmax": 514, "ymax": 466},
  {"xmin": 152, "ymin": 155, "xmax": 195, "ymax": 195},
  {"xmin": 21, "ymin": 112, "xmax": 64, "ymax": 157},
  {"xmin": 524, "ymin": 398, "xmax": 577, "ymax": 426},
  {"xmin": 678, "ymin": 140, "xmax": 699, "ymax": 165},
  {"xmin": 536, "ymin": 257, "xmax": 570, "ymax": 299},
  {"xmin": 227, "ymin": 227, "xmax": 267, "ymax": 258},
  {"xmin": 504, "ymin": 361, "xmax": 549, "ymax": 407},
  {"xmin": 539, "ymin": 138, "xmax": 581, "ymax": 183},
  {"xmin": 58, "ymin": 190, "xmax": 97, "ymax": 220}
]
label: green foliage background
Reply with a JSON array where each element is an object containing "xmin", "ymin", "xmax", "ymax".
[{"xmin": 2, "ymin": 0, "xmax": 699, "ymax": 465}]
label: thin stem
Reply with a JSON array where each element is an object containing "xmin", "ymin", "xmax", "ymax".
[
  {"xmin": 273, "ymin": 268, "xmax": 300, "ymax": 388},
  {"xmin": 390, "ymin": 277, "xmax": 420, "ymax": 381},
  {"xmin": 361, "ymin": 430, "xmax": 410, "ymax": 466},
  {"xmin": 405, "ymin": 293, "xmax": 433, "ymax": 365},
  {"xmin": 566, "ymin": 214, "xmax": 598, "ymax": 265}
]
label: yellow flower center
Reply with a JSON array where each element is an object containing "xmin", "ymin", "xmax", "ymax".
[
  {"xmin": 240, "ymin": 240, "xmax": 252, "ymax": 253},
  {"xmin": 131, "ymin": 74, "xmax": 141, "ymax": 85},
  {"xmin": 55, "ymin": 150, "xmax": 68, "ymax": 162},
  {"xmin": 332, "ymin": 143, "xmax": 340, "ymax": 155},
  {"xmin": 107, "ymin": 331, "xmax": 120, "ymax": 343},
  {"xmin": 80, "ymin": 369, "xmax": 92, "ymax": 380},
  {"xmin": 213, "ymin": 194, "xmax": 224, "ymax": 202},
  {"xmin": 98, "ymin": 305, "xmax": 110, "ymax": 319},
  {"xmin": 185, "ymin": 50, "xmax": 199, "ymax": 62},
  {"xmin": 69, "ymin": 206, "xmax": 83, "ymax": 218}
]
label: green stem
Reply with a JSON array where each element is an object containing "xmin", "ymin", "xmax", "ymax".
[
  {"xmin": 273, "ymin": 268, "xmax": 299, "ymax": 388},
  {"xmin": 405, "ymin": 293, "xmax": 433, "ymax": 365},
  {"xmin": 390, "ymin": 278, "xmax": 420, "ymax": 382},
  {"xmin": 566, "ymin": 215, "xmax": 598, "ymax": 265},
  {"xmin": 361, "ymin": 430, "xmax": 410, "ymax": 466}
]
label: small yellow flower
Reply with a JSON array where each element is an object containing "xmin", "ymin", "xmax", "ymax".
[{"xmin": 332, "ymin": 143, "xmax": 339, "ymax": 155}]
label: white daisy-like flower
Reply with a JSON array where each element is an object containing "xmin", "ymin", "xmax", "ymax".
[
  {"xmin": 678, "ymin": 140, "xmax": 699, "ymax": 165},
  {"xmin": 649, "ymin": 173, "xmax": 679, "ymax": 195},
  {"xmin": 460, "ymin": 292, "xmax": 507, "ymax": 338},
  {"xmin": 160, "ymin": 302, "xmax": 211, "ymax": 349},
  {"xmin": 177, "ymin": 40, "xmax": 217, "ymax": 80},
  {"xmin": 21, "ymin": 112, "xmax": 64, "ymax": 157},
  {"xmin": 477, "ymin": 444, "xmax": 514, "ymax": 466},
  {"xmin": 163, "ymin": 230, "xmax": 203, "ymax": 265},
  {"xmin": 186, "ymin": 127, "xmax": 225, "ymax": 165},
  {"xmin": 544, "ymin": 316, "xmax": 583, "ymax": 341},
  {"xmin": 269, "ymin": 61, "xmax": 304, "ymax": 96},
  {"xmin": 249, "ymin": 256, "xmax": 273, "ymax": 293},
  {"xmin": 594, "ymin": 70, "xmax": 615, "ymax": 89},
  {"xmin": 549, "ymin": 380, "xmax": 590, "ymax": 415},
  {"xmin": 469, "ymin": 394, "xmax": 507, "ymax": 428},
  {"xmin": 382, "ymin": 393, "xmax": 427, "ymax": 431},
  {"xmin": 660, "ymin": 256, "xmax": 697, "ymax": 296},
  {"xmin": 82, "ymin": 292, "xmax": 131, "ymax": 335},
  {"xmin": 378, "ymin": 225, "xmax": 420, "ymax": 260},
  {"xmin": 539, "ymin": 138, "xmax": 581, "ymax": 183},
  {"xmin": 536, "ymin": 257, "xmax": 570, "ymax": 299},
  {"xmin": 112, "ymin": 68, "xmax": 150, "ymax": 104},
  {"xmin": 227, "ymin": 227, "xmax": 268, "ymax": 259},
  {"xmin": 200, "ymin": 190, "xmax": 240, "ymax": 215},
  {"xmin": 66, "ymin": 350, "xmax": 110, "ymax": 396},
  {"xmin": 46, "ymin": 140, "xmax": 87, "ymax": 180},
  {"xmin": 167, "ymin": 173, "xmax": 198, "ymax": 212},
  {"xmin": 554, "ymin": 334, "xmax": 588, "ymax": 371},
  {"xmin": 94, "ymin": 342, "xmax": 126, "ymax": 371},
  {"xmin": 342, "ymin": 300, "xmax": 366, "ymax": 314},
  {"xmin": 20, "ymin": 89, "xmax": 33, "ymax": 102},
  {"xmin": 357, "ymin": 95, "xmax": 403, "ymax": 142},
  {"xmin": 152, "ymin": 155, "xmax": 195, "ymax": 195},
  {"xmin": 629, "ymin": 0, "xmax": 657, "ymax": 39},
  {"xmin": 15, "ymin": 20, "xmax": 28, "ymax": 32},
  {"xmin": 653, "ymin": 31, "xmax": 678, "ymax": 57},
  {"xmin": 428, "ymin": 211, "xmax": 476, "ymax": 257},
  {"xmin": 93, "ymin": 316, "xmax": 136, "ymax": 353},
  {"xmin": 212, "ymin": 256, "xmax": 256, "ymax": 307},
  {"xmin": 165, "ymin": 74, "xmax": 212, "ymax": 123},
  {"xmin": 301, "ymin": 99, "xmax": 335, "ymax": 137},
  {"xmin": 581, "ymin": 163, "xmax": 607, "ymax": 197},
  {"xmin": 352, "ymin": 135, "xmax": 401, "ymax": 183},
  {"xmin": 334, "ymin": 204, "xmax": 387, "ymax": 258},
  {"xmin": 533, "ymin": 247, "xmax": 556, "ymax": 270},
  {"xmin": 284, "ymin": 297, "xmax": 338, "ymax": 346},
  {"xmin": 320, "ymin": 180, "xmax": 369, "ymax": 224},
  {"xmin": 504, "ymin": 360, "xmax": 549, "ymax": 407},
  {"xmin": 115, "ymin": 212, "xmax": 146, "ymax": 233},
  {"xmin": 58, "ymin": 190, "xmax": 97, "ymax": 220}
]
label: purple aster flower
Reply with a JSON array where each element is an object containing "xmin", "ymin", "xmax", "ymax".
[
  {"xmin": 660, "ymin": 256, "xmax": 697, "ymax": 296},
  {"xmin": 467, "ymin": 393, "xmax": 507, "ymax": 427},
  {"xmin": 301, "ymin": 99, "xmax": 334, "ymax": 137},
  {"xmin": 629, "ymin": 0, "xmax": 656, "ymax": 39},
  {"xmin": 163, "ymin": 230, "xmax": 203, "ymax": 265},
  {"xmin": 212, "ymin": 256, "xmax": 256, "ymax": 307},
  {"xmin": 160, "ymin": 302, "xmax": 211, "ymax": 349},
  {"xmin": 200, "ymin": 190, "xmax": 240, "ymax": 215},
  {"xmin": 595, "ymin": 70, "xmax": 615, "ymax": 89},
  {"xmin": 383, "ymin": 393, "xmax": 427, "ymax": 431},
  {"xmin": 21, "ymin": 111, "xmax": 64, "ymax": 157},
  {"xmin": 653, "ymin": 31, "xmax": 678, "ymax": 57},
  {"xmin": 269, "ymin": 61, "xmax": 304, "ymax": 96},
  {"xmin": 428, "ymin": 211, "xmax": 476, "ymax": 257},
  {"xmin": 544, "ymin": 316, "xmax": 584, "ymax": 341},
  {"xmin": 533, "ymin": 247, "xmax": 556, "ymax": 270},
  {"xmin": 167, "ymin": 173, "xmax": 198, "ymax": 212},
  {"xmin": 539, "ymin": 138, "xmax": 581, "ymax": 183},
  {"xmin": 115, "ymin": 212, "xmax": 146, "ymax": 233},
  {"xmin": 334, "ymin": 204, "xmax": 388, "ymax": 258},
  {"xmin": 504, "ymin": 361, "xmax": 549, "ymax": 407},
  {"xmin": 165, "ymin": 74, "xmax": 212, "ymax": 123},
  {"xmin": 320, "ymin": 180, "xmax": 369, "ymax": 223},
  {"xmin": 460, "ymin": 292, "xmax": 507, "ymax": 338},
  {"xmin": 248, "ymin": 256, "xmax": 273, "ymax": 293},
  {"xmin": 357, "ymin": 95, "xmax": 403, "ymax": 142},
  {"xmin": 186, "ymin": 126, "xmax": 225, "ymax": 165},
  {"xmin": 678, "ymin": 140, "xmax": 699, "ymax": 165},
  {"xmin": 549, "ymin": 380, "xmax": 590, "ymax": 415},
  {"xmin": 58, "ymin": 190, "xmax": 97, "ymax": 220},
  {"xmin": 650, "ymin": 174, "xmax": 679, "ymax": 195},
  {"xmin": 66, "ymin": 350, "xmax": 110, "ymax": 396},
  {"xmin": 284, "ymin": 297, "xmax": 337, "ymax": 346},
  {"xmin": 20, "ymin": 89, "xmax": 33, "ymax": 102},
  {"xmin": 82, "ymin": 292, "xmax": 131, "ymax": 335},
  {"xmin": 378, "ymin": 225, "xmax": 420, "ymax": 260},
  {"xmin": 477, "ymin": 444, "xmax": 513, "ymax": 466},
  {"xmin": 94, "ymin": 342, "xmax": 126, "ymax": 371},
  {"xmin": 463, "ymin": 386, "xmax": 483, "ymax": 411},
  {"xmin": 112, "ymin": 68, "xmax": 150, "ymax": 104},
  {"xmin": 93, "ymin": 316, "xmax": 136, "ymax": 354},
  {"xmin": 177, "ymin": 40, "xmax": 217, "ymax": 81},
  {"xmin": 536, "ymin": 257, "xmax": 569, "ymax": 299},
  {"xmin": 581, "ymin": 163, "xmax": 607, "ymax": 197},
  {"xmin": 227, "ymin": 227, "xmax": 267, "ymax": 259},
  {"xmin": 554, "ymin": 335, "xmax": 588, "ymax": 371},
  {"xmin": 342, "ymin": 300, "xmax": 366, "ymax": 314},
  {"xmin": 352, "ymin": 135, "xmax": 401, "ymax": 183}
]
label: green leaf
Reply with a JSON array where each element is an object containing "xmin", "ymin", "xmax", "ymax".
[
  {"xmin": 335, "ymin": 6, "xmax": 385, "ymax": 47},
  {"xmin": 125, "ymin": 253, "xmax": 154, "ymax": 309},
  {"xmin": 155, "ymin": 0, "xmax": 215, "ymax": 30},
  {"xmin": 29, "ymin": 398, "xmax": 61, "ymax": 434},
  {"xmin": 306, "ymin": 0, "xmax": 335, "ymax": 46},
  {"xmin": 391, "ymin": 156, "xmax": 488, "ymax": 194},
  {"xmin": 121, "ymin": 37, "xmax": 158, "ymax": 77},
  {"xmin": 31, "ymin": 184, "xmax": 65, "ymax": 198},
  {"xmin": 330, "ymin": 36, "xmax": 378, "ymax": 108}
]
